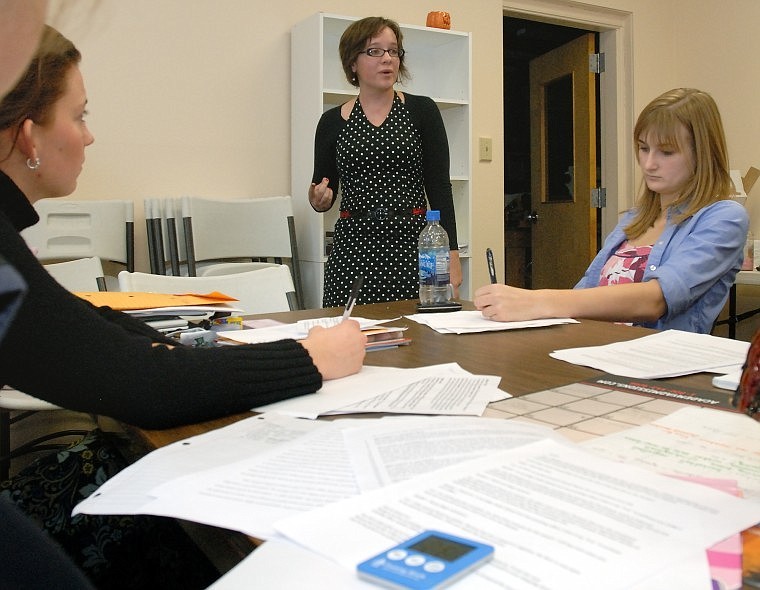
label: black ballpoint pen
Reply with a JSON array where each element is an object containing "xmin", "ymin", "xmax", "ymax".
[
  {"xmin": 486, "ymin": 248, "xmax": 497, "ymax": 284},
  {"xmin": 342, "ymin": 275, "xmax": 364, "ymax": 321}
]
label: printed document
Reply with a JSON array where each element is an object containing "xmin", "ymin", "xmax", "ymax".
[
  {"xmin": 274, "ymin": 438, "xmax": 760, "ymax": 590},
  {"xmin": 77, "ymin": 416, "xmax": 560, "ymax": 540},
  {"xmin": 253, "ymin": 363, "xmax": 506, "ymax": 419},
  {"xmin": 582, "ymin": 405, "xmax": 760, "ymax": 500},
  {"xmin": 73, "ymin": 413, "xmax": 324, "ymax": 516},
  {"xmin": 550, "ymin": 329, "xmax": 749, "ymax": 378}
]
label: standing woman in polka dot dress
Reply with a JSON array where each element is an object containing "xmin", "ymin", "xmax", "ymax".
[{"xmin": 309, "ymin": 16, "xmax": 461, "ymax": 307}]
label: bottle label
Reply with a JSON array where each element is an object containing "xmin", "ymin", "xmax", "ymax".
[{"xmin": 419, "ymin": 250, "xmax": 450, "ymax": 286}]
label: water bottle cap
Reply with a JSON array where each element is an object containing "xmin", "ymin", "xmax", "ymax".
[{"xmin": 426, "ymin": 210, "xmax": 440, "ymax": 221}]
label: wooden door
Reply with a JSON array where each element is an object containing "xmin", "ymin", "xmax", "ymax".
[{"xmin": 529, "ymin": 34, "xmax": 598, "ymax": 289}]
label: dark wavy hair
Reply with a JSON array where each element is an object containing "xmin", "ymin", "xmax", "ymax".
[{"xmin": 338, "ymin": 16, "xmax": 409, "ymax": 88}]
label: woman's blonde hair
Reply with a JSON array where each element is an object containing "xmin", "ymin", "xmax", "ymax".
[{"xmin": 626, "ymin": 88, "xmax": 733, "ymax": 238}]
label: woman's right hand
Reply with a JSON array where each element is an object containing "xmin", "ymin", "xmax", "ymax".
[
  {"xmin": 309, "ymin": 177, "xmax": 333, "ymax": 212},
  {"xmin": 300, "ymin": 319, "xmax": 366, "ymax": 380}
]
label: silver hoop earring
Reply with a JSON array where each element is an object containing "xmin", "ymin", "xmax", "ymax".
[{"xmin": 26, "ymin": 157, "xmax": 40, "ymax": 170}]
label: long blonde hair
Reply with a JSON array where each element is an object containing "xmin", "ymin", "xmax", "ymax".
[{"xmin": 626, "ymin": 88, "xmax": 734, "ymax": 238}]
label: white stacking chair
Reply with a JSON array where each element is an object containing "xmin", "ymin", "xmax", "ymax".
[
  {"xmin": 0, "ymin": 257, "xmax": 107, "ymax": 480},
  {"xmin": 44, "ymin": 256, "xmax": 107, "ymax": 292},
  {"xmin": 178, "ymin": 196, "xmax": 303, "ymax": 309},
  {"xmin": 118, "ymin": 264, "xmax": 297, "ymax": 315},
  {"xmin": 21, "ymin": 198, "xmax": 135, "ymax": 291}
]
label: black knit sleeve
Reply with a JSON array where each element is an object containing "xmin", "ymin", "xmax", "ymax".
[
  {"xmin": 405, "ymin": 93, "xmax": 459, "ymax": 250},
  {"xmin": 0, "ymin": 215, "xmax": 323, "ymax": 430},
  {"xmin": 310, "ymin": 105, "xmax": 345, "ymax": 211}
]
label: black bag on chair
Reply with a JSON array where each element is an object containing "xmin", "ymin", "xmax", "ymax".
[{"xmin": 1, "ymin": 428, "xmax": 219, "ymax": 590}]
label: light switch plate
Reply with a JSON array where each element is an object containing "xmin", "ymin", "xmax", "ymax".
[{"xmin": 479, "ymin": 137, "xmax": 492, "ymax": 161}]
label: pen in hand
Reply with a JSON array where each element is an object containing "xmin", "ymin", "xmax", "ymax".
[
  {"xmin": 486, "ymin": 248, "xmax": 497, "ymax": 284},
  {"xmin": 342, "ymin": 275, "xmax": 364, "ymax": 321}
]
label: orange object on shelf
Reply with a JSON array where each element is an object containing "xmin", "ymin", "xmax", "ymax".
[{"xmin": 426, "ymin": 11, "xmax": 451, "ymax": 29}]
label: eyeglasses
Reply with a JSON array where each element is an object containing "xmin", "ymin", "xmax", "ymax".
[{"xmin": 361, "ymin": 47, "xmax": 405, "ymax": 58}]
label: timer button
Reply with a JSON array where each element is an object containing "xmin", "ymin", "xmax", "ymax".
[
  {"xmin": 405, "ymin": 554, "xmax": 426, "ymax": 567},
  {"xmin": 424, "ymin": 561, "xmax": 445, "ymax": 573},
  {"xmin": 387, "ymin": 549, "xmax": 407, "ymax": 560}
]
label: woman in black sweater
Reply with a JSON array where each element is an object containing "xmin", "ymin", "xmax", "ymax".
[{"xmin": 0, "ymin": 26, "xmax": 366, "ymax": 430}]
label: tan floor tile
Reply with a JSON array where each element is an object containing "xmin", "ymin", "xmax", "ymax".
[
  {"xmin": 528, "ymin": 406, "xmax": 592, "ymax": 427},
  {"xmin": 481, "ymin": 407, "xmax": 518, "ymax": 419},
  {"xmin": 556, "ymin": 428, "xmax": 601, "ymax": 443},
  {"xmin": 570, "ymin": 416, "xmax": 636, "ymax": 436},
  {"xmin": 605, "ymin": 406, "xmax": 665, "ymax": 426},
  {"xmin": 563, "ymin": 398, "xmax": 624, "ymax": 416},
  {"xmin": 488, "ymin": 398, "xmax": 549, "ymax": 415},
  {"xmin": 637, "ymin": 399, "xmax": 691, "ymax": 415},
  {"xmin": 551, "ymin": 383, "xmax": 613, "ymax": 398},
  {"xmin": 595, "ymin": 390, "xmax": 654, "ymax": 406},
  {"xmin": 521, "ymin": 390, "xmax": 581, "ymax": 406}
]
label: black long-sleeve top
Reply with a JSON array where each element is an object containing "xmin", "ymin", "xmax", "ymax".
[{"xmin": 0, "ymin": 172, "xmax": 322, "ymax": 429}]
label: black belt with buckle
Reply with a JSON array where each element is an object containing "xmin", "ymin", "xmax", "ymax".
[{"xmin": 339, "ymin": 207, "xmax": 426, "ymax": 221}]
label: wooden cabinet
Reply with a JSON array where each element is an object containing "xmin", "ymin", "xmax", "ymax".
[{"xmin": 290, "ymin": 12, "xmax": 472, "ymax": 308}]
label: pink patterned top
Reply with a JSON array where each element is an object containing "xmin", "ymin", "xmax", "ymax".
[{"xmin": 599, "ymin": 240, "xmax": 652, "ymax": 286}]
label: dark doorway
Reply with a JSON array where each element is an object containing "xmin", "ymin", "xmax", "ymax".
[{"xmin": 503, "ymin": 17, "xmax": 599, "ymax": 288}]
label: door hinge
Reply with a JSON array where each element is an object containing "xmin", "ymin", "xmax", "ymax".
[
  {"xmin": 591, "ymin": 187, "xmax": 607, "ymax": 208},
  {"xmin": 589, "ymin": 53, "xmax": 605, "ymax": 74}
]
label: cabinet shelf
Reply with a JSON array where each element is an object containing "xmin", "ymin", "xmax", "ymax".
[
  {"xmin": 292, "ymin": 13, "xmax": 472, "ymax": 308},
  {"xmin": 323, "ymin": 89, "xmax": 468, "ymax": 109}
]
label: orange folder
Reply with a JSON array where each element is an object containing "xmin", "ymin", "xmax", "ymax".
[{"xmin": 74, "ymin": 291, "xmax": 239, "ymax": 311}]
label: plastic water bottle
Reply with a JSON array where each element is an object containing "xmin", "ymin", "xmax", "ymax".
[{"xmin": 418, "ymin": 210, "xmax": 451, "ymax": 304}]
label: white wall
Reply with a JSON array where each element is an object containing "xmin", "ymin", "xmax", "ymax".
[{"xmin": 48, "ymin": 0, "xmax": 760, "ymax": 287}]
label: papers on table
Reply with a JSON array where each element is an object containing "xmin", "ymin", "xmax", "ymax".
[
  {"xmin": 72, "ymin": 413, "xmax": 325, "ymax": 517},
  {"xmin": 76, "ymin": 415, "xmax": 561, "ymax": 540},
  {"xmin": 75, "ymin": 407, "xmax": 760, "ymax": 589},
  {"xmin": 713, "ymin": 368, "xmax": 742, "ymax": 391},
  {"xmin": 551, "ymin": 329, "xmax": 749, "ymax": 378},
  {"xmin": 217, "ymin": 316, "xmax": 398, "ymax": 344},
  {"xmin": 405, "ymin": 309, "xmax": 578, "ymax": 333},
  {"xmin": 582, "ymin": 405, "xmax": 760, "ymax": 501},
  {"xmin": 253, "ymin": 363, "xmax": 508, "ymax": 419},
  {"xmin": 274, "ymin": 437, "xmax": 760, "ymax": 590}
]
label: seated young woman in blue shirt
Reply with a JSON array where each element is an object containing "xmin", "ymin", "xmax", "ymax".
[{"xmin": 474, "ymin": 88, "xmax": 748, "ymax": 334}]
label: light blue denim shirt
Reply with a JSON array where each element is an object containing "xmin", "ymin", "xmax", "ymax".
[{"xmin": 575, "ymin": 199, "xmax": 748, "ymax": 333}]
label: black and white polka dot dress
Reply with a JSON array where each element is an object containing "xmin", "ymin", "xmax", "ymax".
[{"xmin": 322, "ymin": 93, "xmax": 427, "ymax": 307}]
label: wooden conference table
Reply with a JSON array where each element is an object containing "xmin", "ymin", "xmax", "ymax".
[
  {"xmin": 119, "ymin": 299, "xmax": 737, "ymax": 572},
  {"xmin": 125, "ymin": 299, "xmax": 724, "ymax": 451}
]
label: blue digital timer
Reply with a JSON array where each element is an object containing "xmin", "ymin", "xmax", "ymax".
[{"xmin": 356, "ymin": 530, "xmax": 494, "ymax": 589}]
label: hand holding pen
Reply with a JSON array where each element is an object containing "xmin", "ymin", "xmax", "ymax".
[
  {"xmin": 342, "ymin": 275, "xmax": 364, "ymax": 321},
  {"xmin": 486, "ymin": 248, "xmax": 498, "ymax": 284}
]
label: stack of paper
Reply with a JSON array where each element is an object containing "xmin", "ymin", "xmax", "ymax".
[
  {"xmin": 217, "ymin": 316, "xmax": 402, "ymax": 345},
  {"xmin": 76, "ymin": 291, "xmax": 244, "ymax": 333},
  {"xmin": 405, "ymin": 309, "xmax": 578, "ymax": 333},
  {"xmin": 363, "ymin": 326, "xmax": 411, "ymax": 351}
]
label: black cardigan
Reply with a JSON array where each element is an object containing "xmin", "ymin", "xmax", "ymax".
[{"xmin": 0, "ymin": 172, "xmax": 322, "ymax": 429}]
